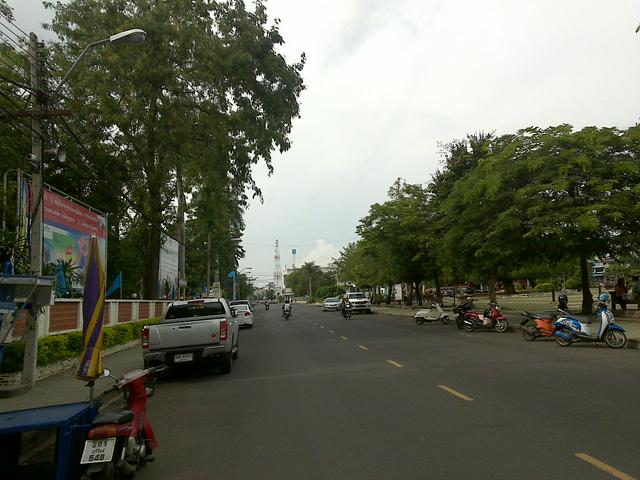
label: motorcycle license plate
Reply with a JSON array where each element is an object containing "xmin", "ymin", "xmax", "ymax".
[
  {"xmin": 174, "ymin": 353, "xmax": 193, "ymax": 362},
  {"xmin": 80, "ymin": 438, "xmax": 116, "ymax": 464}
]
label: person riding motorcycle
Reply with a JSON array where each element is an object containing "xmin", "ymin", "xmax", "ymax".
[
  {"xmin": 340, "ymin": 296, "xmax": 352, "ymax": 315},
  {"xmin": 282, "ymin": 299, "xmax": 292, "ymax": 317}
]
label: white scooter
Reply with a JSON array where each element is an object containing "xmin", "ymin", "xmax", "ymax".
[{"xmin": 414, "ymin": 303, "xmax": 450, "ymax": 325}]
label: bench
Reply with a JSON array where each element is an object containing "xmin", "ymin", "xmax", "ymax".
[{"xmin": 609, "ymin": 291, "xmax": 640, "ymax": 311}]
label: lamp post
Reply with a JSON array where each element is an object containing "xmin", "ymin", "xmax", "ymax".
[
  {"xmin": 234, "ymin": 267, "xmax": 251, "ymax": 301},
  {"xmin": 22, "ymin": 28, "xmax": 147, "ymax": 389}
]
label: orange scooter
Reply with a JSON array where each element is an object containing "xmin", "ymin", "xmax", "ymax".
[{"xmin": 520, "ymin": 311, "xmax": 555, "ymax": 340}]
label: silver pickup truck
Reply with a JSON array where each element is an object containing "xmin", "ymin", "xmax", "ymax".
[{"xmin": 142, "ymin": 298, "xmax": 240, "ymax": 374}]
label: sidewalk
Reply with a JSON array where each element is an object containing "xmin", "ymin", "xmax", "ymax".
[
  {"xmin": 0, "ymin": 346, "xmax": 143, "ymax": 413},
  {"xmin": 371, "ymin": 301, "xmax": 640, "ymax": 348}
]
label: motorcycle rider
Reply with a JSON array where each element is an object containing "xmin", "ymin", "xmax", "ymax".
[
  {"xmin": 340, "ymin": 296, "xmax": 352, "ymax": 316},
  {"xmin": 282, "ymin": 298, "xmax": 292, "ymax": 317}
]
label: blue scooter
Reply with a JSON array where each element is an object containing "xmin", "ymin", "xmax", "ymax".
[{"xmin": 553, "ymin": 293, "xmax": 627, "ymax": 348}]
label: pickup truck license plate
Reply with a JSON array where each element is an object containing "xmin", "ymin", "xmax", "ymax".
[
  {"xmin": 174, "ymin": 353, "xmax": 193, "ymax": 363},
  {"xmin": 80, "ymin": 438, "xmax": 116, "ymax": 464}
]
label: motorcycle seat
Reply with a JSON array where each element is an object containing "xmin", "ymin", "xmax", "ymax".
[{"xmin": 92, "ymin": 410, "xmax": 135, "ymax": 425}]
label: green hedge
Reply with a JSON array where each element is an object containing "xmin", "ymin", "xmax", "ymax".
[
  {"xmin": 0, "ymin": 318, "xmax": 160, "ymax": 374},
  {"xmin": 533, "ymin": 282, "xmax": 555, "ymax": 292}
]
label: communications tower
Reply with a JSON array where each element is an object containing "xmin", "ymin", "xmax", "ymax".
[{"xmin": 273, "ymin": 240, "xmax": 282, "ymax": 295}]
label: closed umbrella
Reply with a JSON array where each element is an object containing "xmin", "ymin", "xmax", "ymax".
[{"xmin": 75, "ymin": 236, "xmax": 105, "ymax": 383}]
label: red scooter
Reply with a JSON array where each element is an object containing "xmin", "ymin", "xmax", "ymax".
[
  {"xmin": 81, "ymin": 366, "xmax": 165, "ymax": 479},
  {"xmin": 463, "ymin": 302, "xmax": 509, "ymax": 332},
  {"xmin": 519, "ymin": 311, "xmax": 555, "ymax": 340}
]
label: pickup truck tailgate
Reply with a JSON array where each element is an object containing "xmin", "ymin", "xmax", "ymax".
[{"xmin": 149, "ymin": 318, "xmax": 222, "ymax": 350}]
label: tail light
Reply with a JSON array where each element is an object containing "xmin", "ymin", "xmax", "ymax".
[
  {"xmin": 88, "ymin": 423, "xmax": 134, "ymax": 439},
  {"xmin": 141, "ymin": 326, "xmax": 149, "ymax": 350},
  {"xmin": 244, "ymin": 311, "xmax": 251, "ymax": 317},
  {"xmin": 220, "ymin": 320, "xmax": 228, "ymax": 341}
]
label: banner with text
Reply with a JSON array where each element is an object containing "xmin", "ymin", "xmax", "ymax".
[{"xmin": 42, "ymin": 188, "xmax": 107, "ymax": 281}]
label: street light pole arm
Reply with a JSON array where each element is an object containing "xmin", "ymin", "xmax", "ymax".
[{"xmin": 51, "ymin": 38, "xmax": 110, "ymax": 102}]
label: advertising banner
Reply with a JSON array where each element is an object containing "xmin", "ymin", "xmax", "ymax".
[
  {"xmin": 159, "ymin": 234, "xmax": 179, "ymax": 299},
  {"xmin": 42, "ymin": 188, "xmax": 107, "ymax": 280}
]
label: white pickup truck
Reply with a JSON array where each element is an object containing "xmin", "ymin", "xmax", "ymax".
[
  {"xmin": 345, "ymin": 292, "xmax": 372, "ymax": 314},
  {"xmin": 142, "ymin": 298, "xmax": 239, "ymax": 374}
]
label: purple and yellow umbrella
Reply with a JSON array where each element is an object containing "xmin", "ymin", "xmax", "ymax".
[{"xmin": 75, "ymin": 236, "xmax": 105, "ymax": 381}]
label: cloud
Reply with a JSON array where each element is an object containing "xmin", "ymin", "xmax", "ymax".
[{"xmin": 303, "ymin": 239, "xmax": 340, "ymax": 267}]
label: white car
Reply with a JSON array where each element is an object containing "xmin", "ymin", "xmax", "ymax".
[
  {"xmin": 233, "ymin": 304, "xmax": 254, "ymax": 328},
  {"xmin": 230, "ymin": 299, "xmax": 252, "ymax": 312},
  {"xmin": 322, "ymin": 297, "xmax": 341, "ymax": 311}
]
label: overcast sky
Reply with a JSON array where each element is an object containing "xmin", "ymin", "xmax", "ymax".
[{"xmin": 9, "ymin": 1, "xmax": 640, "ymax": 287}]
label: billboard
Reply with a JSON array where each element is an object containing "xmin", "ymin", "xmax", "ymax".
[
  {"xmin": 158, "ymin": 234, "xmax": 179, "ymax": 299},
  {"xmin": 42, "ymin": 188, "xmax": 107, "ymax": 278}
]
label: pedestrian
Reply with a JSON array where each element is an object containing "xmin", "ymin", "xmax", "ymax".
[{"xmin": 614, "ymin": 278, "xmax": 627, "ymax": 310}]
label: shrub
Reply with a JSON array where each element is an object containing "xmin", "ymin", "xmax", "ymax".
[
  {"xmin": 534, "ymin": 282, "xmax": 555, "ymax": 292},
  {"xmin": 0, "ymin": 317, "xmax": 160, "ymax": 374}
]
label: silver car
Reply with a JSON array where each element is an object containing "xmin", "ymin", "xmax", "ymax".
[{"xmin": 322, "ymin": 297, "xmax": 341, "ymax": 311}]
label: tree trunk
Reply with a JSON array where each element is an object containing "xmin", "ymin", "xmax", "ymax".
[
  {"xmin": 415, "ymin": 282, "xmax": 422, "ymax": 306},
  {"xmin": 579, "ymin": 250, "xmax": 593, "ymax": 314},
  {"xmin": 487, "ymin": 276, "xmax": 497, "ymax": 303},
  {"xmin": 504, "ymin": 278, "xmax": 516, "ymax": 294},
  {"xmin": 176, "ymin": 164, "xmax": 186, "ymax": 299},
  {"xmin": 386, "ymin": 283, "xmax": 392, "ymax": 304},
  {"xmin": 433, "ymin": 274, "xmax": 441, "ymax": 299}
]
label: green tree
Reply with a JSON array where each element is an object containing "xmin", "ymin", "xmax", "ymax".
[{"xmin": 45, "ymin": 0, "xmax": 305, "ymax": 297}]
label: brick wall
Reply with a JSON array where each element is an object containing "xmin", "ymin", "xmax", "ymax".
[
  {"xmin": 50, "ymin": 303, "xmax": 79, "ymax": 332},
  {"xmin": 102, "ymin": 303, "xmax": 110, "ymax": 325},
  {"xmin": 118, "ymin": 302, "xmax": 132, "ymax": 323},
  {"xmin": 139, "ymin": 302, "xmax": 150, "ymax": 319}
]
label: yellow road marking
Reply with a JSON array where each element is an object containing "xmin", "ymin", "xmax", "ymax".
[
  {"xmin": 340, "ymin": 336, "xmax": 348, "ymax": 340},
  {"xmin": 575, "ymin": 453, "xmax": 637, "ymax": 480},
  {"xmin": 387, "ymin": 360, "xmax": 403, "ymax": 368},
  {"xmin": 437, "ymin": 384, "xmax": 473, "ymax": 401},
  {"xmin": 358, "ymin": 345, "xmax": 368, "ymax": 351}
]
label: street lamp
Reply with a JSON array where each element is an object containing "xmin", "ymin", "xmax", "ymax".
[
  {"xmin": 232, "ymin": 267, "xmax": 251, "ymax": 301},
  {"xmin": 52, "ymin": 28, "xmax": 147, "ymax": 99}
]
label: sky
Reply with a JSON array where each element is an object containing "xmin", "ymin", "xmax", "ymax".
[{"xmin": 9, "ymin": 0, "xmax": 640, "ymax": 287}]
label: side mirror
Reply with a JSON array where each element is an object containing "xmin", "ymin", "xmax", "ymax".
[
  {"xmin": 145, "ymin": 385, "xmax": 155, "ymax": 397},
  {"xmin": 99, "ymin": 368, "xmax": 111, "ymax": 379}
]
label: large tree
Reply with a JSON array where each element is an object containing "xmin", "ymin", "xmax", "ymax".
[{"xmin": 45, "ymin": 0, "xmax": 304, "ymax": 297}]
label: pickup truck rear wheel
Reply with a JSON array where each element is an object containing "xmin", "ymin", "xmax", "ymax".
[{"xmin": 220, "ymin": 353, "xmax": 233, "ymax": 374}]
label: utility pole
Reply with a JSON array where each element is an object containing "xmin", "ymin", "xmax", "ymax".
[{"xmin": 23, "ymin": 33, "xmax": 43, "ymax": 388}]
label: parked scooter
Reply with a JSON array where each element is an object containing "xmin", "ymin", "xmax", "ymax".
[
  {"xmin": 82, "ymin": 366, "xmax": 165, "ymax": 479},
  {"xmin": 463, "ymin": 302, "xmax": 509, "ymax": 333},
  {"xmin": 519, "ymin": 311, "xmax": 555, "ymax": 341},
  {"xmin": 414, "ymin": 302, "xmax": 450, "ymax": 325},
  {"xmin": 453, "ymin": 298, "xmax": 476, "ymax": 330},
  {"xmin": 553, "ymin": 293, "xmax": 627, "ymax": 348}
]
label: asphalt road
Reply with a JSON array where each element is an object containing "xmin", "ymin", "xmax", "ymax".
[{"xmin": 136, "ymin": 304, "xmax": 640, "ymax": 480}]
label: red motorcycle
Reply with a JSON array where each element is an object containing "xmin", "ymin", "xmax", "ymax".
[
  {"xmin": 519, "ymin": 310, "xmax": 555, "ymax": 340},
  {"xmin": 81, "ymin": 366, "xmax": 165, "ymax": 479},
  {"xmin": 463, "ymin": 302, "xmax": 509, "ymax": 333}
]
